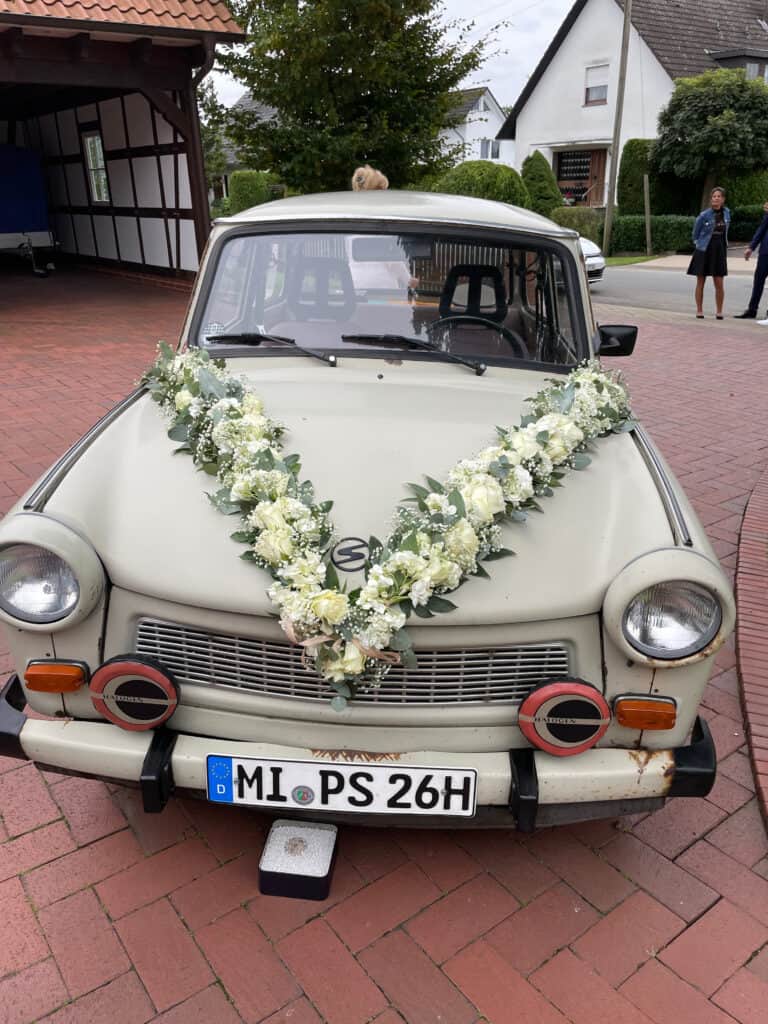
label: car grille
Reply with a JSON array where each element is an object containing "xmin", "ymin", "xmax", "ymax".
[{"xmin": 135, "ymin": 618, "xmax": 570, "ymax": 707}]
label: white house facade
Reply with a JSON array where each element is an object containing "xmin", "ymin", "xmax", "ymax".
[
  {"xmin": 441, "ymin": 87, "xmax": 515, "ymax": 167},
  {"xmin": 499, "ymin": 0, "xmax": 768, "ymax": 206}
]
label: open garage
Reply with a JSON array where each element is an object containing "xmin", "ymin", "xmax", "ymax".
[{"xmin": 0, "ymin": 0, "xmax": 241, "ymax": 279}]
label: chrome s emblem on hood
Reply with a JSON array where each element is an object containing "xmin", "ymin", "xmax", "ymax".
[{"xmin": 331, "ymin": 537, "xmax": 369, "ymax": 572}]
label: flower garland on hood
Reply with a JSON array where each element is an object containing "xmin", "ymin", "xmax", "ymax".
[{"xmin": 143, "ymin": 345, "xmax": 633, "ymax": 709}]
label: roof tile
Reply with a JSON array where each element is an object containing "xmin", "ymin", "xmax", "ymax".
[{"xmin": 0, "ymin": 0, "xmax": 242, "ymax": 37}]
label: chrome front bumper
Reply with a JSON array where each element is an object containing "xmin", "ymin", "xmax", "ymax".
[{"xmin": 1, "ymin": 675, "xmax": 716, "ymax": 829}]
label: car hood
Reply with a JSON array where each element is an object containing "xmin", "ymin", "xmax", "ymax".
[{"xmin": 45, "ymin": 356, "xmax": 673, "ymax": 625}]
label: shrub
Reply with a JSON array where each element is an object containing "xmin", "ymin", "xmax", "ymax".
[
  {"xmin": 650, "ymin": 171, "xmax": 700, "ymax": 215},
  {"xmin": 617, "ymin": 139, "xmax": 653, "ymax": 216},
  {"xmin": 521, "ymin": 150, "xmax": 563, "ymax": 217},
  {"xmin": 228, "ymin": 170, "xmax": 284, "ymax": 214},
  {"xmin": 549, "ymin": 206, "xmax": 604, "ymax": 245},
  {"xmin": 730, "ymin": 204, "xmax": 766, "ymax": 242},
  {"xmin": 210, "ymin": 196, "xmax": 231, "ymax": 219},
  {"xmin": 611, "ymin": 214, "xmax": 695, "ymax": 254},
  {"xmin": 435, "ymin": 160, "xmax": 531, "ymax": 208},
  {"xmin": 719, "ymin": 170, "xmax": 768, "ymax": 208}
]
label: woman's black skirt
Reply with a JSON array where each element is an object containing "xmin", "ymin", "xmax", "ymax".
[{"xmin": 687, "ymin": 235, "xmax": 728, "ymax": 277}]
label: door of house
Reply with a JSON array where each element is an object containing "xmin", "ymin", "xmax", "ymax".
[{"xmin": 556, "ymin": 149, "xmax": 606, "ymax": 207}]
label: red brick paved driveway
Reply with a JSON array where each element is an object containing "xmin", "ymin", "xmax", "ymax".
[{"xmin": 1, "ymin": 268, "xmax": 767, "ymax": 1024}]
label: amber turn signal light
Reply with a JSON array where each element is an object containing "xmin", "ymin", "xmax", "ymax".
[
  {"xmin": 614, "ymin": 695, "xmax": 677, "ymax": 730},
  {"xmin": 24, "ymin": 661, "xmax": 88, "ymax": 693}
]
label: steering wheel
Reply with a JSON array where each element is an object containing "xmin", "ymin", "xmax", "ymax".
[{"xmin": 427, "ymin": 315, "xmax": 528, "ymax": 360}]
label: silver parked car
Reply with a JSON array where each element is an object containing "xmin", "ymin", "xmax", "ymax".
[{"xmin": 0, "ymin": 191, "xmax": 733, "ymax": 829}]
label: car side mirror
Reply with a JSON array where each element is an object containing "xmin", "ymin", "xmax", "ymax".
[{"xmin": 595, "ymin": 324, "xmax": 638, "ymax": 357}]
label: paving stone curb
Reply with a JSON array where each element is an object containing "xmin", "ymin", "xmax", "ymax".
[{"xmin": 736, "ymin": 466, "xmax": 768, "ymax": 826}]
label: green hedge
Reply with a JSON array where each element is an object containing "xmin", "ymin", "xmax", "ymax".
[
  {"xmin": 720, "ymin": 171, "xmax": 768, "ymax": 208},
  {"xmin": 228, "ymin": 170, "xmax": 284, "ymax": 214},
  {"xmin": 549, "ymin": 206, "xmax": 604, "ymax": 245},
  {"xmin": 611, "ymin": 214, "xmax": 695, "ymax": 254},
  {"xmin": 521, "ymin": 150, "xmax": 563, "ymax": 218},
  {"xmin": 435, "ymin": 160, "xmax": 531, "ymax": 207},
  {"xmin": 729, "ymin": 204, "xmax": 766, "ymax": 242}
]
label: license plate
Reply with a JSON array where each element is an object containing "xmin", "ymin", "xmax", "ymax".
[{"xmin": 206, "ymin": 755, "xmax": 477, "ymax": 818}]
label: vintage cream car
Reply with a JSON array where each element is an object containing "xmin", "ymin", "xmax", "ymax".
[{"xmin": 0, "ymin": 191, "xmax": 735, "ymax": 829}]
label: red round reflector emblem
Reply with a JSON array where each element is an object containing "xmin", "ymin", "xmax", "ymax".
[
  {"xmin": 518, "ymin": 679, "xmax": 611, "ymax": 757},
  {"xmin": 90, "ymin": 656, "xmax": 178, "ymax": 732}
]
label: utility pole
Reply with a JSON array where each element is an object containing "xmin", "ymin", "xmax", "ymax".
[{"xmin": 602, "ymin": 0, "xmax": 633, "ymax": 256}]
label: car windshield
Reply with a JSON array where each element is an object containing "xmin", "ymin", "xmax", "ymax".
[{"xmin": 195, "ymin": 229, "xmax": 585, "ymax": 366}]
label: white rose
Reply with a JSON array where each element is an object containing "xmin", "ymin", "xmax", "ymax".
[
  {"xmin": 242, "ymin": 393, "xmax": 264, "ymax": 416},
  {"xmin": 506, "ymin": 427, "xmax": 544, "ymax": 464},
  {"xmin": 310, "ymin": 589, "xmax": 350, "ymax": 625},
  {"xmin": 426, "ymin": 548, "xmax": 461, "ymax": 589},
  {"xmin": 460, "ymin": 474, "xmax": 505, "ymax": 524},
  {"xmin": 255, "ymin": 528, "xmax": 294, "ymax": 565},
  {"xmin": 503, "ymin": 465, "xmax": 534, "ymax": 505},
  {"xmin": 534, "ymin": 413, "xmax": 584, "ymax": 465},
  {"xmin": 174, "ymin": 388, "xmax": 193, "ymax": 412},
  {"xmin": 444, "ymin": 518, "xmax": 480, "ymax": 569},
  {"xmin": 410, "ymin": 578, "xmax": 431, "ymax": 606},
  {"xmin": 340, "ymin": 643, "xmax": 366, "ymax": 676},
  {"xmin": 250, "ymin": 502, "xmax": 288, "ymax": 533}
]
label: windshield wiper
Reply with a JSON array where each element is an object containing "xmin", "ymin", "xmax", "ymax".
[
  {"xmin": 204, "ymin": 332, "xmax": 336, "ymax": 366},
  {"xmin": 340, "ymin": 334, "xmax": 486, "ymax": 376}
]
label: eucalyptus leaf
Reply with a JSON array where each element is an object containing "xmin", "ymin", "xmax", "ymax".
[
  {"xmin": 230, "ymin": 530, "xmax": 253, "ymax": 543},
  {"xmin": 447, "ymin": 489, "xmax": 465, "ymax": 517},
  {"xmin": 388, "ymin": 628, "xmax": 413, "ymax": 652},
  {"xmin": 325, "ymin": 563, "xmax": 340, "ymax": 590},
  {"xmin": 202, "ymin": 462, "xmax": 219, "ymax": 476},
  {"xmin": 197, "ymin": 366, "xmax": 226, "ymax": 400},
  {"xmin": 474, "ymin": 563, "xmax": 491, "ymax": 579},
  {"xmin": 536, "ymin": 430, "xmax": 549, "ymax": 443},
  {"xmin": 167, "ymin": 423, "xmax": 189, "ymax": 442},
  {"xmin": 572, "ymin": 453, "xmax": 591, "ymax": 470},
  {"xmin": 509, "ymin": 509, "xmax": 528, "ymax": 522},
  {"xmin": 425, "ymin": 476, "xmax": 444, "ymax": 494},
  {"xmin": 407, "ymin": 482, "xmax": 430, "ymax": 499},
  {"xmin": 330, "ymin": 695, "xmax": 348, "ymax": 712},
  {"xmin": 401, "ymin": 532, "xmax": 419, "ymax": 553},
  {"xmin": 427, "ymin": 596, "xmax": 457, "ymax": 613},
  {"xmin": 399, "ymin": 648, "xmax": 418, "ymax": 669},
  {"xmin": 483, "ymin": 547, "xmax": 515, "ymax": 560},
  {"xmin": 412, "ymin": 604, "xmax": 434, "ymax": 618}
]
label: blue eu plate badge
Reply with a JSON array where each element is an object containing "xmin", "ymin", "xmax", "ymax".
[{"xmin": 207, "ymin": 756, "xmax": 233, "ymax": 803}]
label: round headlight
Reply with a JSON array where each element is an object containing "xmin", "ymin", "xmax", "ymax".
[
  {"xmin": 622, "ymin": 580, "xmax": 722, "ymax": 659},
  {"xmin": 0, "ymin": 543, "xmax": 79, "ymax": 624}
]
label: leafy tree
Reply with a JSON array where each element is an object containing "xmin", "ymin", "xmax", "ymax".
[
  {"xmin": 218, "ymin": 1, "xmax": 496, "ymax": 191},
  {"xmin": 653, "ymin": 68, "xmax": 768, "ymax": 205},
  {"xmin": 436, "ymin": 160, "xmax": 530, "ymax": 207},
  {"xmin": 521, "ymin": 150, "xmax": 562, "ymax": 217},
  {"xmin": 198, "ymin": 78, "xmax": 228, "ymax": 194}
]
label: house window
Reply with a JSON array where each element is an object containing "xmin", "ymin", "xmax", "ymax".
[
  {"xmin": 746, "ymin": 62, "xmax": 760, "ymax": 80},
  {"xmin": 491, "ymin": 139, "xmax": 500, "ymax": 159},
  {"xmin": 585, "ymin": 64, "xmax": 609, "ymax": 105},
  {"xmin": 480, "ymin": 139, "xmax": 489, "ymax": 159},
  {"xmin": 81, "ymin": 130, "xmax": 110, "ymax": 204}
]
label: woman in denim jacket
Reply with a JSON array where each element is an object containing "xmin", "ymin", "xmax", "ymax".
[{"xmin": 687, "ymin": 187, "xmax": 730, "ymax": 318}]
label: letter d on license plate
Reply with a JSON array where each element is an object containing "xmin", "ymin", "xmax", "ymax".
[{"xmin": 206, "ymin": 756, "xmax": 477, "ymax": 818}]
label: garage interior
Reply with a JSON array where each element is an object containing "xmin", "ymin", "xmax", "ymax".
[{"xmin": 0, "ymin": 1, "xmax": 241, "ymax": 279}]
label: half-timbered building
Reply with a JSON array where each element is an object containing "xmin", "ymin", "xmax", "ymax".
[{"xmin": 0, "ymin": 0, "xmax": 242, "ymax": 276}]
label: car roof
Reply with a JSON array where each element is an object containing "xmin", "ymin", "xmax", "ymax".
[{"xmin": 215, "ymin": 189, "xmax": 578, "ymax": 239}]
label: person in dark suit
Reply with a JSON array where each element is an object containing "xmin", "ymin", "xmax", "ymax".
[{"xmin": 734, "ymin": 201, "xmax": 768, "ymax": 321}]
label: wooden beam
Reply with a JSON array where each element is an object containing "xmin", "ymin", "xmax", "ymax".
[
  {"xmin": 1, "ymin": 27, "xmax": 23, "ymax": 58},
  {"xmin": 179, "ymin": 81, "xmax": 210, "ymax": 258},
  {"xmin": 69, "ymin": 33, "xmax": 90, "ymax": 62},
  {"xmin": 130, "ymin": 38, "xmax": 152, "ymax": 65},
  {"xmin": 142, "ymin": 87, "xmax": 191, "ymax": 139},
  {"xmin": 0, "ymin": 59, "xmax": 189, "ymax": 92}
]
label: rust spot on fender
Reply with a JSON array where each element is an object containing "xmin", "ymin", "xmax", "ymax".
[
  {"xmin": 628, "ymin": 748, "xmax": 675, "ymax": 788},
  {"xmin": 310, "ymin": 749, "xmax": 402, "ymax": 762}
]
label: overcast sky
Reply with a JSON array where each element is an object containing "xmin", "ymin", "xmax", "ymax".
[{"xmin": 210, "ymin": 0, "xmax": 574, "ymax": 108}]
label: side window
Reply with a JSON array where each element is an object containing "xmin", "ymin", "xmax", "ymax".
[
  {"xmin": 584, "ymin": 64, "xmax": 609, "ymax": 106},
  {"xmin": 480, "ymin": 139, "xmax": 490, "ymax": 160},
  {"xmin": 491, "ymin": 140, "xmax": 500, "ymax": 159},
  {"xmin": 81, "ymin": 130, "xmax": 110, "ymax": 204}
]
